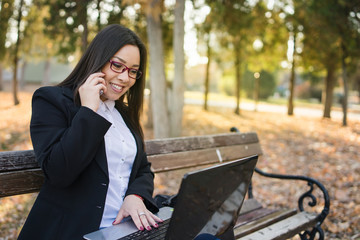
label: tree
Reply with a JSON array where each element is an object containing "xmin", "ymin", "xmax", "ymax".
[
  {"xmin": 335, "ymin": 2, "xmax": 360, "ymax": 126},
  {"xmin": 170, "ymin": 0, "xmax": 185, "ymax": 137},
  {"xmin": 12, "ymin": 0, "xmax": 26, "ymax": 105},
  {"xmin": 300, "ymin": 0, "xmax": 339, "ymax": 119},
  {"xmin": 144, "ymin": 0, "xmax": 170, "ymax": 138},
  {"xmin": 287, "ymin": 29, "xmax": 297, "ymax": 116},
  {"xmin": 201, "ymin": 0, "xmax": 267, "ymax": 115},
  {"xmin": 142, "ymin": 0, "xmax": 186, "ymax": 138},
  {"xmin": 43, "ymin": 0, "xmax": 91, "ymax": 58},
  {"xmin": 0, "ymin": 0, "xmax": 14, "ymax": 91},
  {"xmin": 193, "ymin": 3, "xmax": 213, "ymax": 111},
  {"xmin": 203, "ymin": 24, "xmax": 212, "ymax": 111},
  {"xmin": 301, "ymin": 0, "xmax": 360, "ymax": 123}
]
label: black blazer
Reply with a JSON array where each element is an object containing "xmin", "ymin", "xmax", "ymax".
[{"xmin": 18, "ymin": 86, "xmax": 158, "ymax": 240}]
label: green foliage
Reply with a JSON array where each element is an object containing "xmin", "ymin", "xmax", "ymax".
[
  {"xmin": 242, "ymin": 69, "xmax": 276, "ymax": 99},
  {"xmin": 42, "ymin": 0, "xmax": 90, "ymax": 57},
  {"xmin": 0, "ymin": 0, "xmax": 14, "ymax": 60},
  {"xmin": 300, "ymin": 71, "xmax": 324, "ymax": 86},
  {"xmin": 218, "ymin": 74, "xmax": 235, "ymax": 96}
]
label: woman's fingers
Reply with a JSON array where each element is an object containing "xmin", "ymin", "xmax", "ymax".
[
  {"xmin": 78, "ymin": 72, "xmax": 106, "ymax": 111},
  {"xmin": 114, "ymin": 195, "xmax": 163, "ymax": 231},
  {"xmin": 113, "ymin": 208, "xmax": 148, "ymax": 231},
  {"xmin": 150, "ymin": 212, "xmax": 164, "ymax": 224},
  {"xmin": 132, "ymin": 211, "xmax": 148, "ymax": 231}
]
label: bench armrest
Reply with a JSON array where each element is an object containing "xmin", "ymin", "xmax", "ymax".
[
  {"xmin": 253, "ymin": 167, "xmax": 330, "ymax": 239},
  {"xmin": 230, "ymin": 127, "xmax": 330, "ymax": 240}
]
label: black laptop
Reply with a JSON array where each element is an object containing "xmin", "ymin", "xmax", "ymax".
[{"xmin": 83, "ymin": 155, "xmax": 258, "ymax": 240}]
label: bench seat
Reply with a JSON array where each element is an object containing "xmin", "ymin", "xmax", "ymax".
[{"xmin": 0, "ymin": 131, "xmax": 329, "ymax": 239}]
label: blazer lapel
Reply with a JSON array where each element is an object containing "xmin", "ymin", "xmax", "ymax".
[
  {"xmin": 61, "ymin": 86, "xmax": 109, "ymax": 177},
  {"xmin": 94, "ymin": 142, "xmax": 109, "ymax": 177}
]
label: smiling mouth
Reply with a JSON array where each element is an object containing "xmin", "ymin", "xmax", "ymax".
[{"xmin": 110, "ymin": 83, "xmax": 123, "ymax": 92}]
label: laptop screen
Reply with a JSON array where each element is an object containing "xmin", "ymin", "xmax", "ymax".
[{"xmin": 165, "ymin": 155, "xmax": 258, "ymax": 239}]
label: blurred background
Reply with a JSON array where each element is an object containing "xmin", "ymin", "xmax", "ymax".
[{"xmin": 0, "ymin": 0, "xmax": 359, "ymax": 239}]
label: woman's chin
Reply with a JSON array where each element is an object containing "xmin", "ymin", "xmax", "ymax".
[{"xmin": 102, "ymin": 92, "xmax": 125, "ymax": 101}]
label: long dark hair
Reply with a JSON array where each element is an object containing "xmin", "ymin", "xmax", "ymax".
[{"xmin": 58, "ymin": 24, "xmax": 147, "ymax": 140}]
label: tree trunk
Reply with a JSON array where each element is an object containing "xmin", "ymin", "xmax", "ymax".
[
  {"xmin": 97, "ymin": 0, "xmax": 102, "ymax": 31},
  {"xmin": 19, "ymin": 60, "xmax": 27, "ymax": 90},
  {"xmin": 323, "ymin": 65, "xmax": 336, "ymax": 118},
  {"xmin": 145, "ymin": 92, "xmax": 153, "ymax": 129},
  {"xmin": 204, "ymin": 33, "xmax": 211, "ymax": 111},
  {"xmin": 254, "ymin": 74, "xmax": 259, "ymax": 112},
  {"xmin": 77, "ymin": 0, "xmax": 88, "ymax": 54},
  {"xmin": 288, "ymin": 32, "xmax": 296, "ymax": 116},
  {"xmin": 341, "ymin": 43, "xmax": 348, "ymax": 126},
  {"xmin": 12, "ymin": 0, "xmax": 24, "ymax": 105},
  {"xmin": 43, "ymin": 58, "xmax": 51, "ymax": 85},
  {"xmin": 170, "ymin": 0, "xmax": 185, "ymax": 137},
  {"xmin": 0, "ymin": 0, "xmax": 14, "ymax": 92},
  {"xmin": 146, "ymin": 0, "xmax": 170, "ymax": 138},
  {"xmin": 234, "ymin": 43, "xmax": 241, "ymax": 115},
  {"xmin": 0, "ymin": 64, "xmax": 3, "ymax": 91}
]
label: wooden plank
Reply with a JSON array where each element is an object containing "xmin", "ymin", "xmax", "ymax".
[
  {"xmin": 0, "ymin": 169, "xmax": 44, "ymax": 197},
  {"xmin": 0, "ymin": 133, "xmax": 261, "ymax": 196},
  {"xmin": 145, "ymin": 132, "xmax": 260, "ymax": 155},
  {"xmin": 239, "ymin": 199, "xmax": 263, "ymax": 215},
  {"xmin": 0, "ymin": 133, "xmax": 260, "ymax": 172},
  {"xmin": 236, "ymin": 208, "xmax": 281, "ymax": 227},
  {"xmin": 149, "ymin": 143, "xmax": 262, "ymax": 173},
  {"xmin": 0, "ymin": 150, "xmax": 37, "ymax": 172},
  {"xmin": 234, "ymin": 208, "xmax": 297, "ymax": 238},
  {"xmin": 236, "ymin": 211, "xmax": 318, "ymax": 240}
]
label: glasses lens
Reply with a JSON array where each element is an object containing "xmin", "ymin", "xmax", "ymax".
[
  {"xmin": 129, "ymin": 69, "xmax": 142, "ymax": 79},
  {"xmin": 111, "ymin": 61, "xmax": 126, "ymax": 73},
  {"xmin": 128, "ymin": 69, "xmax": 138, "ymax": 78},
  {"xmin": 110, "ymin": 60, "xmax": 142, "ymax": 79}
]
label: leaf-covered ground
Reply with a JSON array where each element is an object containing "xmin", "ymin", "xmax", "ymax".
[{"xmin": 0, "ymin": 91, "xmax": 359, "ymax": 239}]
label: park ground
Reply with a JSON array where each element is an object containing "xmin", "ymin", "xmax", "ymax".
[{"xmin": 0, "ymin": 90, "xmax": 359, "ymax": 240}]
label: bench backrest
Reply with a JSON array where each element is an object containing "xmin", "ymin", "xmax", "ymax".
[{"xmin": 0, "ymin": 132, "xmax": 262, "ymax": 198}]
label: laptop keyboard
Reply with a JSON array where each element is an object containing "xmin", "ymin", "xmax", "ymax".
[{"xmin": 117, "ymin": 218, "xmax": 170, "ymax": 240}]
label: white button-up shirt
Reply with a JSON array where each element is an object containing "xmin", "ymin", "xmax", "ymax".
[{"xmin": 97, "ymin": 100, "xmax": 137, "ymax": 228}]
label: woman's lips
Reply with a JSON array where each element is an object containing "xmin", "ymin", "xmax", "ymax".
[{"xmin": 110, "ymin": 83, "xmax": 123, "ymax": 93}]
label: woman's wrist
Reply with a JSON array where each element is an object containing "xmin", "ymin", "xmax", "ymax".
[{"xmin": 133, "ymin": 194, "xmax": 144, "ymax": 201}]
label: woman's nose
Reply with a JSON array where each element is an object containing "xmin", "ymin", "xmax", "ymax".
[{"xmin": 118, "ymin": 70, "xmax": 130, "ymax": 82}]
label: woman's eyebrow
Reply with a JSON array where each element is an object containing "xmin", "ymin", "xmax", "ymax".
[{"xmin": 113, "ymin": 56, "xmax": 139, "ymax": 67}]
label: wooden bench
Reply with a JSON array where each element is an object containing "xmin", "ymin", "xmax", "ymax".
[{"xmin": 0, "ymin": 129, "xmax": 330, "ymax": 240}]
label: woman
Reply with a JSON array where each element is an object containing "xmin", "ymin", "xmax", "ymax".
[{"xmin": 18, "ymin": 24, "xmax": 162, "ymax": 240}]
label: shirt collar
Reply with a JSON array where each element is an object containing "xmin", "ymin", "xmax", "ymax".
[{"xmin": 101, "ymin": 100, "xmax": 115, "ymax": 112}]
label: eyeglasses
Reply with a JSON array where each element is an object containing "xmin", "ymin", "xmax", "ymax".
[{"xmin": 109, "ymin": 60, "xmax": 142, "ymax": 79}]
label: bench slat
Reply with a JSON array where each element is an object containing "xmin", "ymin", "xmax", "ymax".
[
  {"xmin": 149, "ymin": 143, "xmax": 262, "ymax": 173},
  {"xmin": 234, "ymin": 208, "xmax": 297, "ymax": 238},
  {"xmin": 236, "ymin": 211, "xmax": 318, "ymax": 240},
  {"xmin": 0, "ymin": 169, "xmax": 44, "ymax": 197},
  {"xmin": 0, "ymin": 150, "xmax": 37, "ymax": 173},
  {"xmin": 239, "ymin": 199, "xmax": 263, "ymax": 215},
  {"xmin": 145, "ymin": 132, "xmax": 259, "ymax": 155}
]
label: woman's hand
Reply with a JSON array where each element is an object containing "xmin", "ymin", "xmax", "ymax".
[
  {"xmin": 113, "ymin": 195, "xmax": 163, "ymax": 231},
  {"xmin": 78, "ymin": 72, "xmax": 107, "ymax": 112}
]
